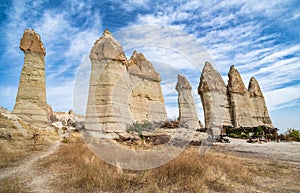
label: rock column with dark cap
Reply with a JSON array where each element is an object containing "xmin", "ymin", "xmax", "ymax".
[{"xmin": 13, "ymin": 29, "xmax": 48, "ymax": 126}]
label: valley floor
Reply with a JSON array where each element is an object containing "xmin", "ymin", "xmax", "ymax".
[{"xmin": 1, "ymin": 132, "xmax": 300, "ymax": 193}]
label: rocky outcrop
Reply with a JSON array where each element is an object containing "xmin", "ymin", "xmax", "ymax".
[
  {"xmin": 47, "ymin": 110, "xmax": 85, "ymax": 134},
  {"xmin": 85, "ymin": 30, "xmax": 167, "ymax": 134},
  {"xmin": 128, "ymin": 51, "xmax": 167, "ymax": 123},
  {"xmin": 175, "ymin": 74, "xmax": 200, "ymax": 129},
  {"xmin": 227, "ymin": 65, "xmax": 253, "ymax": 127},
  {"xmin": 13, "ymin": 29, "xmax": 48, "ymax": 126},
  {"xmin": 227, "ymin": 66, "xmax": 273, "ymax": 127},
  {"xmin": 248, "ymin": 77, "xmax": 273, "ymax": 127},
  {"xmin": 198, "ymin": 63, "xmax": 273, "ymax": 129},
  {"xmin": 198, "ymin": 62, "xmax": 232, "ymax": 129}
]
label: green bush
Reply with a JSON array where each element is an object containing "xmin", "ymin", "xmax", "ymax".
[
  {"xmin": 126, "ymin": 121, "xmax": 153, "ymax": 139},
  {"xmin": 225, "ymin": 126, "xmax": 264, "ymax": 139},
  {"xmin": 285, "ymin": 128, "xmax": 300, "ymax": 142}
]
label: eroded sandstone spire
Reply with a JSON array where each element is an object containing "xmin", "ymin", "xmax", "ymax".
[
  {"xmin": 176, "ymin": 74, "xmax": 200, "ymax": 129},
  {"xmin": 128, "ymin": 51, "xmax": 167, "ymax": 123},
  {"xmin": 227, "ymin": 65, "xmax": 247, "ymax": 94},
  {"xmin": 86, "ymin": 30, "xmax": 167, "ymax": 134},
  {"xmin": 198, "ymin": 63, "xmax": 273, "ymax": 129},
  {"xmin": 227, "ymin": 65, "xmax": 253, "ymax": 127},
  {"xmin": 198, "ymin": 62, "xmax": 232, "ymax": 128},
  {"xmin": 248, "ymin": 77, "xmax": 273, "ymax": 127},
  {"xmin": 13, "ymin": 29, "xmax": 48, "ymax": 126},
  {"xmin": 86, "ymin": 29, "xmax": 131, "ymax": 133},
  {"xmin": 128, "ymin": 50, "xmax": 161, "ymax": 82}
]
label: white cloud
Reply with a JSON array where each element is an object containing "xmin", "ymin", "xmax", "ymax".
[
  {"xmin": 120, "ymin": 0, "xmax": 151, "ymax": 11},
  {"xmin": 47, "ymin": 80, "xmax": 75, "ymax": 112},
  {"xmin": 0, "ymin": 86, "xmax": 18, "ymax": 110},
  {"xmin": 265, "ymin": 84, "xmax": 300, "ymax": 111}
]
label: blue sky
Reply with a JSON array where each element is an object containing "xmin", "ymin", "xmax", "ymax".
[{"xmin": 0, "ymin": 0, "xmax": 299, "ymax": 132}]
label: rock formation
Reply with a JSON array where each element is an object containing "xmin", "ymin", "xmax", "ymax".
[
  {"xmin": 227, "ymin": 65, "xmax": 273, "ymax": 127},
  {"xmin": 248, "ymin": 77, "xmax": 273, "ymax": 127},
  {"xmin": 198, "ymin": 62, "xmax": 232, "ymax": 129},
  {"xmin": 13, "ymin": 29, "xmax": 49, "ymax": 126},
  {"xmin": 175, "ymin": 74, "xmax": 200, "ymax": 129},
  {"xmin": 86, "ymin": 29, "xmax": 131, "ymax": 133},
  {"xmin": 198, "ymin": 63, "xmax": 273, "ymax": 129},
  {"xmin": 85, "ymin": 29, "xmax": 167, "ymax": 134},
  {"xmin": 128, "ymin": 51, "xmax": 167, "ymax": 123},
  {"xmin": 227, "ymin": 65, "xmax": 253, "ymax": 127}
]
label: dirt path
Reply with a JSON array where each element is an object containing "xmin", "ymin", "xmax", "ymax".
[{"xmin": 0, "ymin": 140, "xmax": 60, "ymax": 192}]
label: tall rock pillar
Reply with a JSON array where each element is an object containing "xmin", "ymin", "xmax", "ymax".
[
  {"xmin": 13, "ymin": 29, "xmax": 48, "ymax": 126},
  {"xmin": 248, "ymin": 77, "xmax": 273, "ymax": 127},
  {"xmin": 227, "ymin": 65, "xmax": 253, "ymax": 127},
  {"xmin": 198, "ymin": 62, "xmax": 232, "ymax": 128},
  {"xmin": 85, "ymin": 29, "xmax": 132, "ymax": 133},
  {"xmin": 176, "ymin": 74, "xmax": 200, "ymax": 129},
  {"xmin": 128, "ymin": 51, "xmax": 167, "ymax": 123}
]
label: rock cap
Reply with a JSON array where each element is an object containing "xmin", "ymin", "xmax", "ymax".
[
  {"xmin": 128, "ymin": 50, "xmax": 161, "ymax": 82},
  {"xmin": 248, "ymin": 77, "xmax": 263, "ymax": 97},
  {"xmin": 90, "ymin": 29, "xmax": 127, "ymax": 62},
  {"xmin": 176, "ymin": 74, "xmax": 192, "ymax": 91},
  {"xmin": 20, "ymin": 29, "xmax": 46, "ymax": 55},
  {"xmin": 198, "ymin": 61, "xmax": 227, "ymax": 93},
  {"xmin": 227, "ymin": 65, "xmax": 247, "ymax": 94}
]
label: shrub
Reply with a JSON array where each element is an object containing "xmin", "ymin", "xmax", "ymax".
[
  {"xmin": 283, "ymin": 128, "xmax": 300, "ymax": 142},
  {"xmin": 126, "ymin": 121, "xmax": 153, "ymax": 139}
]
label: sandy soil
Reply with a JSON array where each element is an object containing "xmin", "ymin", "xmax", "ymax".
[{"xmin": 213, "ymin": 138, "xmax": 300, "ymax": 165}]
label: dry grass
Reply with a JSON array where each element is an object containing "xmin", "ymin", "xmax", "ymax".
[
  {"xmin": 1, "ymin": 131, "xmax": 299, "ymax": 192},
  {"xmin": 0, "ymin": 176, "xmax": 30, "ymax": 193},
  {"xmin": 0, "ymin": 114, "xmax": 56, "ymax": 168},
  {"xmin": 36, "ymin": 135, "xmax": 269, "ymax": 193}
]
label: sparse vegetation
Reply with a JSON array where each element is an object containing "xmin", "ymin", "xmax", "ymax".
[
  {"xmin": 126, "ymin": 121, "xmax": 153, "ymax": 139},
  {"xmin": 0, "ymin": 176, "xmax": 30, "ymax": 193},
  {"xmin": 1, "ymin": 111, "xmax": 299, "ymax": 192},
  {"xmin": 279, "ymin": 128, "xmax": 300, "ymax": 142},
  {"xmin": 226, "ymin": 126, "xmax": 264, "ymax": 138},
  {"xmin": 0, "ymin": 114, "xmax": 55, "ymax": 168},
  {"xmin": 161, "ymin": 118, "xmax": 179, "ymax": 128},
  {"xmin": 29, "ymin": 135, "xmax": 300, "ymax": 193}
]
